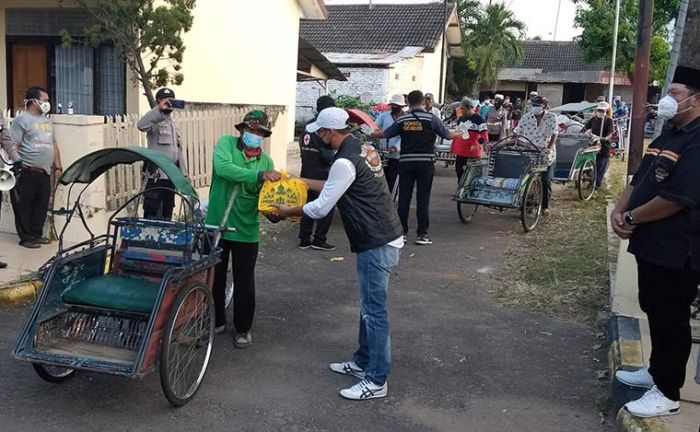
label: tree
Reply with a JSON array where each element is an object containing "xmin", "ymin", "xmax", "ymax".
[
  {"xmin": 447, "ymin": 0, "xmax": 482, "ymax": 98},
  {"xmin": 64, "ymin": 0, "xmax": 196, "ymax": 108},
  {"xmin": 573, "ymin": 0, "xmax": 681, "ymax": 83},
  {"xmin": 461, "ymin": 2, "xmax": 526, "ymax": 90}
]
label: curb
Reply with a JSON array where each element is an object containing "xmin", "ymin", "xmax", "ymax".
[
  {"xmin": 607, "ymin": 314, "xmax": 666, "ymax": 431},
  {"xmin": 0, "ymin": 279, "xmax": 42, "ymax": 306}
]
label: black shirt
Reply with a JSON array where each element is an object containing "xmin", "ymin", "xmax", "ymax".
[
  {"xmin": 627, "ymin": 116, "xmax": 700, "ymax": 270},
  {"xmin": 584, "ymin": 116, "xmax": 614, "ymax": 157},
  {"xmin": 299, "ymin": 117, "xmax": 335, "ymax": 180}
]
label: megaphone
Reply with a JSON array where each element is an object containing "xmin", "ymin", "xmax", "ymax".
[{"xmin": 0, "ymin": 167, "xmax": 16, "ymax": 191}]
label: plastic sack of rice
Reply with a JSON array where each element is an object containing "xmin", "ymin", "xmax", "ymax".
[{"xmin": 258, "ymin": 170, "xmax": 308, "ymax": 219}]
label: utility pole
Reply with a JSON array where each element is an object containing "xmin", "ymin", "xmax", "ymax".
[
  {"xmin": 608, "ymin": 0, "xmax": 622, "ymax": 103},
  {"xmin": 628, "ymin": 0, "xmax": 654, "ymax": 176},
  {"xmin": 652, "ymin": 0, "xmax": 689, "ymax": 139},
  {"xmin": 439, "ymin": 0, "xmax": 448, "ymax": 104},
  {"xmin": 553, "ymin": 0, "xmax": 563, "ymax": 40}
]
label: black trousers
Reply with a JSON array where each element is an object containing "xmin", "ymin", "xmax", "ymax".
[
  {"xmin": 299, "ymin": 189, "xmax": 334, "ymax": 243},
  {"xmin": 488, "ymin": 133, "xmax": 501, "ymax": 143},
  {"xmin": 541, "ymin": 165, "xmax": 554, "ymax": 210},
  {"xmin": 383, "ymin": 159, "xmax": 399, "ymax": 194},
  {"xmin": 398, "ymin": 161, "xmax": 434, "ymax": 236},
  {"xmin": 143, "ymin": 178, "xmax": 175, "ymax": 220},
  {"xmin": 10, "ymin": 171, "xmax": 50, "ymax": 243},
  {"xmin": 213, "ymin": 239, "xmax": 259, "ymax": 333},
  {"xmin": 637, "ymin": 258, "xmax": 700, "ymax": 401}
]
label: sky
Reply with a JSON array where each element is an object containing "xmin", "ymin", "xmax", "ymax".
[{"xmin": 324, "ymin": 0, "xmax": 583, "ymax": 41}]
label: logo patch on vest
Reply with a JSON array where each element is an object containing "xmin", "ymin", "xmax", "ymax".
[
  {"xmin": 303, "ymin": 133, "xmax": 311, "ymax": 146},
  {"xmin": 403, "ymin": 120, "xmax": 424, "ymax": 132},
  {"xmin": 360, "ymin": 144, "xmax": 384, "ymax": 177}
]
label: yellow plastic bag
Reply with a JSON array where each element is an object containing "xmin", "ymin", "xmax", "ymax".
[{"xmin": 258, "ymin": 170, "xmax": 308, "ymax": 219}]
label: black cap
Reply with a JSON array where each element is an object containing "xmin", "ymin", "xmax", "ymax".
[
  {"xmin": 156, "ymin": 88, "xmax": 175, "ymax": 101},
  {"xmin": 531, "ymin": 96, "xmax": 544, "ymax": 106},
  {"xmin": 316, "ymin": 95, "xmax": 336, "ymax": 112},
  {"xmin": 673, "ymin": 66, "xmax": 700, "ymax": 90}
]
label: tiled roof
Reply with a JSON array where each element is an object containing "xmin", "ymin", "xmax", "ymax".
[
  {"xmin": 505, "ymin": 40, "xmax": 607, "ymax": 72},
  {"xmin": 300, "ymin": 2, "xmax": 455, "ymax": 54}
]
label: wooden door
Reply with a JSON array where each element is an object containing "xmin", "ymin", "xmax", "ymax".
[{"xmin": 11, "ymin": 43, "xmax": 48, "ymax": 113}]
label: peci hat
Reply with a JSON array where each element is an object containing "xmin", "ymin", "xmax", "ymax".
[
  {"xmin": 306, "ymin": 107, "xmax": 349, "ymax": 133},
  {"xmin": 389, "ymin": 94, "xmax": 407, "ymax": 106},
  {"xmin": 235, "ymin": 110, "xmax": 272, "ymax": 137},
  {"xmin": 494, "ymin": 94, "xmax": 504, "ymax": 100},
  {"xmin": 531, "ymin": 95, "xmax": 544, "ymax": 106},
  {"xmin": 672, "ymin": 65, "xmax": 700, "ymax": 90},
  {"xmin": 156, "ymin": 88, "xmax": 175, "ymax": 101}
]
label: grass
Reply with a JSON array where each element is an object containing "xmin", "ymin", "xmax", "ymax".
[{"xmin": 497, "ymin": 158, "xmax": 628, "ymax": 324}]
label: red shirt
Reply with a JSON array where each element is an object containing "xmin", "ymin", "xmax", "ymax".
[{"xmin": 451, "ymin": 114, "xmax": 488, "ymax": 157}]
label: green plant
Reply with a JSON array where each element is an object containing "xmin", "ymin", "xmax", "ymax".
[{"xmin": 331, "ymin": 93, "xmax": 373, "ymax": 111}]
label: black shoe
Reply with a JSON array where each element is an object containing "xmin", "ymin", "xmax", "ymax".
[
  {"xmin": 299, "ymin": 239, "xmax": 312, "ymax": 250},
  {"xmin": 415, "ymin": 235, "xmax": 433, "ymax": 245},
  {"xmin": 0, "ymin": 261, "xmax": 7, "ymax": 269},
  {"xmin": 311, "ymin": 241, "xmax": 336, "ymax": 251},
  {"xmin": 37, "ymin": 237, "xmax": 52, "ymax": 245},
  {"xmin": 19, "ymin": 241, "xmax": 41, "ymax": 249}
]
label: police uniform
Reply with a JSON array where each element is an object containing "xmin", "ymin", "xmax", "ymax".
[
  {"xmin": 136, "ymin": 88, "xmax": 187, "ymax": 220},
  {"xmin": 298, "ymin": 113, "xmax": 336, "ymax": 247},
  {"xmin": 625, "ymin": 66, "xmax": 700, "ymax": 404}
]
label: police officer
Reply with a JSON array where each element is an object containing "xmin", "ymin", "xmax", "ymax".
[
  {"xmin": 298, "ymin": 96, "xmax": 336, "ymax": 251},
  {"xmin": 612, "ymin": 66, "xmax": 700, "ymax": 418},
  {"xmin": 137, "ymin": 88, "xmax": 188, "ymax": 220},
  {"xmin": 371, "ymin": 90, "xmax": 456, "ymax": 245}
]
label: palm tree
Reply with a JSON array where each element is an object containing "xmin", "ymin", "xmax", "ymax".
[{"xmin": 463, "ymin": 2, "xmax": 526, "ymax": 90}]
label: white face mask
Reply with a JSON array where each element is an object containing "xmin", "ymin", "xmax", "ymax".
[
  {"xmin": 595, "ymin": 111, "xmax": 605, "ymax": 119},
  {"xmin": 35, "ymin": 99, "xmax": 51, "ymax": 115},
  {"xmin": 532, "ymin": 106, "xmax": 543, "ymax": 116},
  {"xmin": 657, "ymin": 94, "xmax": 694, "ymax": 120}
]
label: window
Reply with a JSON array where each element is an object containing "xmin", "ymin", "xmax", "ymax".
[{"xmin": 98, "ymin": 46, "xmax": 126, "ymax": 115}]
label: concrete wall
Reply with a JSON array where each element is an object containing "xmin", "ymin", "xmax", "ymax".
[
  {"xmin": 387, "ymin": 56, "xmax": 424, "ymax": 102},
  {"xmin": 421, "ymin": 39, "xmax": 444, "ymax": 102},
  {"xmin": 537, "ymin": 83, "xmax": 564, "ymax": 107},
  {"xmin": 296, "ymin": 67, "xmax": 388, "ymax": 123}
]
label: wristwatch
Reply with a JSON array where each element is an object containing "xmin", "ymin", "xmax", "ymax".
[{"xmin": 624, "ymin": 210, "xmax": 635, "ymax": 225}]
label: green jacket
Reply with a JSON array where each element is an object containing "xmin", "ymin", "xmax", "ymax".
[{"xmin": 205, "ymin": 135, "xmax": 274, "ymax": 243}]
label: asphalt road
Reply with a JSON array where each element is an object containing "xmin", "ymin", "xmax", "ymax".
[{"xmin": 0, "ymin": 166, "xmax": 611, "ymax": 432}]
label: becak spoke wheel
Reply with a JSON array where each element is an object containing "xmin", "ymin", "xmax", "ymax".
[
  {"xmin": 577, "ymin": 159, "xmax": 596, "ymax": 201},
  {"xmin": 32, "ymin": 363, "xmax": 76, "ymax": 383},
  {"xmin": 520, "ymin": 176, "xmax": 543, "ymax": 232},
  {"xmin": 457, "ymin": 202, "xmax": 478, "ymax": 224},
  {"xmin": 160, "ymin": 282, "xmax": 215, "ymax": 407}
]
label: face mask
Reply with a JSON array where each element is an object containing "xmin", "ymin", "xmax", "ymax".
[
  {"xmin": 595, "ymin": 112, "xmax": 605, "ymax": 119},
  {"xmin": 391, "ymin": 106, "xmax": 403, "ymax": 114},
  {"xmin": 242, "ymin": 131, "xmax": 264, "ymax": 148},
  {"xmin": 36, "ymin": 100, "xmax": 51, "ymax": 115},
  {"xmin": 532, "ymin": 106, "xmax": 543, "ymax": 116},
  {"xmin": 658, "ymin": 94, "xmax": 695, "ymax": 120},
  {"xmin": 495, "ymin": 101, "xmax": 503, "ymax": 108}
]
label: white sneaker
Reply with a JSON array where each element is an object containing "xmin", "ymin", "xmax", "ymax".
[
  {"xmin": 215, "ymin": 325, "xmax": 226, "ymax": 334},
  {"xmin": 624, "ymin": 386, "xmax": 680, "ymax": 418},
  {"xmin": 329, "ymin": 360, "xmax": 366, "ymax": 379},
  {"xmin": 616, "ymin": 367, "xmax": 654, "ymax": 389},
  {"xmin": 233, "ymin": 332, "xmax": 252, "ymax": 349},
  {"xmin": 339, "ymin": 379, "xmax": 387, "ymax": 400}
]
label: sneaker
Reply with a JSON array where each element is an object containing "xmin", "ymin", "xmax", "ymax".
[
  {"xmin": 624, "ymin": 386, "xmax": 680, "ymax": 418},
  {"xmin": 402, "ymin": 234, "xmax": 407, "ymax": 243},
  {"xmin": 233, "ymin": 332, "xmax": 252, "ymax": 349},
  {"xmin": 215, "ymin": 325, "xmax": 226, "ymax": 334},
  {"xmin": 339, "ymin": 379, "xmax": 387, "ymax": 400},
  {"xmin": 311, "ymin": 241, "xmax": 336, "ymax": 251},
  {"xmin": 19, "ymin": 241, "xmax": 40, "ymax": 249},
  {"xmin": 37, "ymin": 237, "xmax": 52, "ymax": 245},
  {"xmin": 299, "ymin": 239, "xmax": 312, "ymax": 250},
  {"xmin": 415, "ymin": 235, "xmax": 432, "ymax": 245},
  {"xmin": 616, "ymin": 367, "xmax": 654, "ymax": 389},
  {"xmin": 329, "ymin": 360, "xmax": 366, "ymax": 379}
]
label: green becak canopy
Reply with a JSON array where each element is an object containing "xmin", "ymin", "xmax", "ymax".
[{"xmin": 59, "ymin": 146, "xmax": 197, "ymax": 198}]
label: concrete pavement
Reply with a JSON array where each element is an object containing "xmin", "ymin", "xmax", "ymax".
[{"xmin": 0, "ymin": 166, "xmax": 611, "ymax": 432}]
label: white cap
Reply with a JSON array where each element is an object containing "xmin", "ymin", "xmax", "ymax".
[
  {"xmin": 306, "ymin": 107, "xmax": 349, "ymax": 133},
  {"xmin": 529, "ymin": 91, "xmax": 538, "ymax": 96},
  {"xmin": 389, "ymin": 94, "xmax": 406, "ymax": 106},
  {"xmin": 597, "ymin": 101, "xmax": 610, "ymax": 111},
  {"xmin": 494, "ymin": 94, "xmax": 504, "ymax": 100}
]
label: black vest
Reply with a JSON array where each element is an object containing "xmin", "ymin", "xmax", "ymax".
[
  {"xmin": 334, "ymin": 136, "xmax": 403, "ymax": 253},
  {"xmin": 299, "ymin": 118, "xmax": 334, "ymax": 180},
  {"xmin": 396, "ymin": 109, "xmax": 437, "ymax": 163}
]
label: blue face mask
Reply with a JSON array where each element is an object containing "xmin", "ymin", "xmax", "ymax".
[{"xmin": 242, "ymin": 131, "xmax": 264, "ymax": 149}]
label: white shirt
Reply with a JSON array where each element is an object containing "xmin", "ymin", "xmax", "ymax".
[{"xmin": 303, "ymin": 158, "xmax": 404, "ymax": 248}]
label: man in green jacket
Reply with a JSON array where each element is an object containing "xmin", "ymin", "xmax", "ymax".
[{"xmin": 205, "ymin": 110, "xmax": 281, "ymax": 348}]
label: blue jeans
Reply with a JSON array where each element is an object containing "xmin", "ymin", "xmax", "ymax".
[{"xmin": 352, "ymin": 244, "xmax": 401, "ymax": 385}]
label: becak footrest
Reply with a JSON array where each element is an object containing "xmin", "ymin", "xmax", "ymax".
[{"xmin": 62, "ymin": 275, "xmax": 161, "ymax": 314}]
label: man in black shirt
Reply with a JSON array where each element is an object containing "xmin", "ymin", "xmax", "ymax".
[
  {"xmin": 298, "ymin": 96, "xmax": 337, "ymax": 251},
  {"xmin": 611, "ymin": 65, "xmax": 700, "ymax": 418},
  {"xmin": 582, "ymin": 102, "xmax": 614, "ymax": 189}
]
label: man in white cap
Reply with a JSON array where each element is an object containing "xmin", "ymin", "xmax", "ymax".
[
  {"xmin": 274, "ymin": 107, "xmax": 403, "ymax": 401},
  {"xmin": 486, "ymin": 94, "xmax": 508, "ymax": 142},
  {"xmin": 375, "ymin": 94, "xmax": 406, "ymax": 192},
  {"xmin": 581, "ymin": 101, "xmax": 614, "ymax": 189}
]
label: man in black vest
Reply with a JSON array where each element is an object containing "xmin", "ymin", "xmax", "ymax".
[
  {"xmin": 274, "ymin": 107, "xmax": 403, "ymax": 401},
  {"xmin": 371, "ymin": 90, "xmax": 456, "ymax": 245},
  {"xmin": 298, "ymin": 96, "xmax": 337, "ymax": 251}
]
